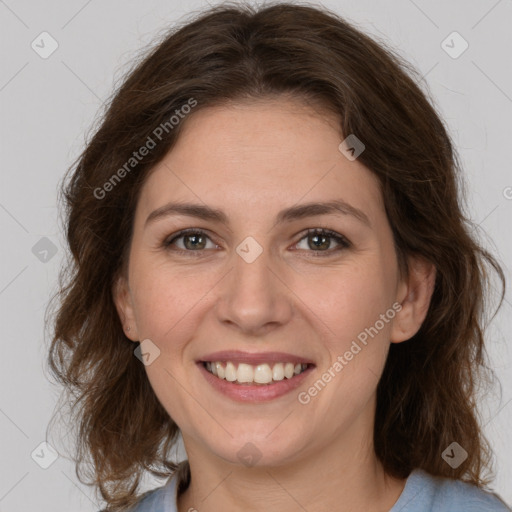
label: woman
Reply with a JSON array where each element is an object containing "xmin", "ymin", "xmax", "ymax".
[{"xmin": 47, "ymin": 3, "xmax": 510, "ymax": 511}]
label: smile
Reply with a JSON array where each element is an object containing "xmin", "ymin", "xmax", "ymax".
[
  {"xmin": 203, "ymin": 361, "xmax": 309, "ymax": 385},
  {"xmin": 196, "ymin": 361, "xmax": 315, "ymax": 403}
]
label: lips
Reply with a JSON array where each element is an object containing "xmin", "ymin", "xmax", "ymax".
[
  {"xmin": 197, "ymin": 350, "xmax": 315, "ymax": 366},
  {"xmin": 196, "ymin": 350, "xmax": 316, "ymax": 403},
  {"xmin": 198, "ymin": 361, "xmax": 314, "ymax": 402}
]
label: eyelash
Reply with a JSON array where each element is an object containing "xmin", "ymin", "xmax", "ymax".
[{"xmin": 162, "ymin": 228, "xmax": 351, "ymax": 257}]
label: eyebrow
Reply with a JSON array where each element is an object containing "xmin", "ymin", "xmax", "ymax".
[{"xmin": 144, "ymin": 199, "xmax": 371, "ymax": 228}]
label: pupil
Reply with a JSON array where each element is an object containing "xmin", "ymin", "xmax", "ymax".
[
  {"xmin": 311, "ymin": 234, "xmax": 328, "ymax": 250},
  {"xmin": 186, "ymin": 234, "xmax": 204, "ymax": 250}
]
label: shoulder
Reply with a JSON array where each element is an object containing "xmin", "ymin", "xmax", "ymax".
[
  {"xmin": 432, "ymin": 475, "xmax": 511, "ymax": 511},
  {"xmin": 391, "ymin": 469, "xmax": 511, "ymax": 512},
  {"xmin": 109, "ymin": 473, "xmax": 179, "ymax": 512}
]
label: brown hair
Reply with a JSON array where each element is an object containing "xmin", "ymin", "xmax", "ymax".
[{"xmin": 46, "ymin": 2, "xmax": 506, "ymax": 510}]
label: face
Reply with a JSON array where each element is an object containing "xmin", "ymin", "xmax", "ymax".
[{"xmin": 114, "ymin": 97, "xmax": 430, "ymax": 469}]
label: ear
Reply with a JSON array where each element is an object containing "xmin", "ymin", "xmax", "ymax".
[
  {"xmin": 112, "ymin": 274, "xmax": 139, "ymax": 342},
  {"xmin": 390, "ymin": 255, "xmax": 436, "ymax": 344}
]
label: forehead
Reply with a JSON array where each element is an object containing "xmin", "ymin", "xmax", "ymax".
[{"xmin": 136, "ymin": 98, "xmax": 384, "ymax": 226}]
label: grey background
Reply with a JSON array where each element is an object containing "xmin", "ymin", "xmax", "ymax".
[{"xmin": 1, "ymin": 0, "xmax": 511, "ymax": 510}]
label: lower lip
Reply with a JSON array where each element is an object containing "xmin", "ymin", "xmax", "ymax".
[{"xmin": 197, "ymin": 362, "xmax": 314, "ymax": 402}]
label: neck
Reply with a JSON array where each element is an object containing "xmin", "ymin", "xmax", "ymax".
[{"xmin": 177, "ymin": 423, "xmax": 406, "ymax": 512}]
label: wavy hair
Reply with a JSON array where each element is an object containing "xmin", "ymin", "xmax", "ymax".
[{"xmin": 46, "ymin": 2, "xmax": 506, "ymax": 510}]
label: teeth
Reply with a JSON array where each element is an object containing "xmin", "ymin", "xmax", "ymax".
[
  {"xmin": 254, "ymin": 364, "xmax": 272, "ymax": 384},
  {"xmin": 204, "ymin": 361, "xmax": 309, "ymax": 385},
  {"xmin": 215, "ymin": 362, "xmax": 225, "ymax": 379},
  {"xmin": 272, "ymin": 363, "xmax": 285, "ymax": 381},
  {"xmin": 237, "ymin": 363, "xmax": 254, "ymax": 383},
  {"xmin": 225, "ymin": 361, "xmax": 237, "ymax": 382},
  {"xmin": 284, "ymin": 362, "xmax": 295, "ymax": 379}
]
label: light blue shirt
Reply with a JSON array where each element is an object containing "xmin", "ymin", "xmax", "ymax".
[{"xmin": 123, "ymin": 467, "xmax": 511, "ymax": 511}]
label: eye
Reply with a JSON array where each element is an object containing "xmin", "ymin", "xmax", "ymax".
[
  {"xmin": 162, "ymin": 227, "xmax": 351, "ymax": 256},
  {"xmin": 163, "ymin": 229, "xmax": 218, "ymax": 253},
  {"xmin": 293, "ymin": 228, "xmax": 351, "ymax": 256}
]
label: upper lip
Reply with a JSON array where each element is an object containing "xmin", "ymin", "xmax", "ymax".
[{"xmin": 198, "ymin": 350, "xmax": 315, "ymax": 366}]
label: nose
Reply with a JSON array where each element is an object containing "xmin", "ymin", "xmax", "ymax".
[{"xmin": 214, "ymin": 244, "xmax": 294, "ymax": 336}]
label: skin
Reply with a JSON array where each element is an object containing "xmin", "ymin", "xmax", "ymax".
[{"xmin": 114, "ymin": 97, "xmax": 436, "ymax": 512}]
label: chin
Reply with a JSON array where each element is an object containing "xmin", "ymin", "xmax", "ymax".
[{"xmin": 204, "ymin": 431, "xmax": 308, "ymax": 469}]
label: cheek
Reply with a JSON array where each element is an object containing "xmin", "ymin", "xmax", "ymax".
[
  {"xmin": 129, "ymin": 266, "xmax": 207, "ymax": 426},
  {"xmin": 130, "ymin": 263, "xmax": 203, "ymax": 348},
  {"xmin": 310, "ymin": 262, "xmax": 395, "ymax": 343},
  {"xmin": 299, "ymin": 259, "xmax": 395, "ymax": 403}
]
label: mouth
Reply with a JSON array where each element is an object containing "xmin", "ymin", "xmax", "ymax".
[
  {"xmin": 196, "ymin": 351, "xmax": 316, "ymax": 402},
  {"xmin": 202, "ymin": 360, "xmax": 311, "ymax": 385}
]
